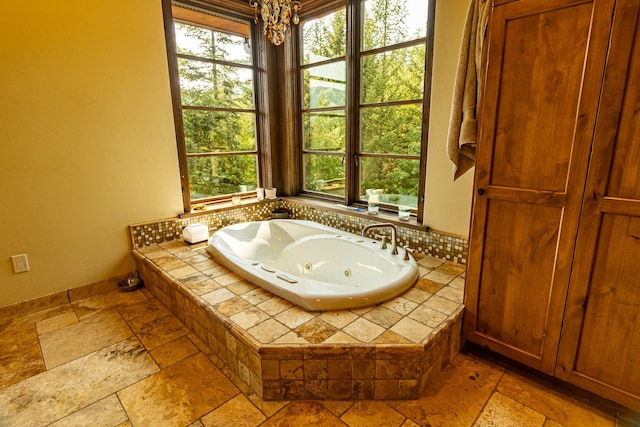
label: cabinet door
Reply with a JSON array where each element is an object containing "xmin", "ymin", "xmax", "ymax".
[
  {"xmin": 556, "ymin": 0, "xmax": 640, "ymax": 411},
  {"xmin": 464, "ymin": 0, "xmax": 615, "ymax": 374}
]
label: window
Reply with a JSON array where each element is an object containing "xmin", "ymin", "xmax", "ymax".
[
  {"xmin": 167, "ymin": 4, "xmax": 260, "ymax": 209},
  {"xmin": 299, "ymin": 0, "xmax": 433, "ymax": 218}
]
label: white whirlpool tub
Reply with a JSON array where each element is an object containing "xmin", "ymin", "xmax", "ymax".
[{"xmin": 206, "ymin": 219, "xmax": 419, "ymax": 311}]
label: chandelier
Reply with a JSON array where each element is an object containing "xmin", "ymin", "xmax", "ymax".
[{"xmin": 249, "ymin": 0, "xmax": 302, "ymax": 46}]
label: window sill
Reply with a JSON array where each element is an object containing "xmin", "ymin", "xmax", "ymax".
[
  {"xmin": 179, "ymin": 197, "xmax": 278, "ymax": 219},
  {"xmin": 282, "ymin": 196, "xmax": 429, "ymax": 232}
]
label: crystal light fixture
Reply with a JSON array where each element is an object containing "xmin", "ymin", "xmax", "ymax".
[{"xmin": 249, "ymin": 0, "xmax": 301, "ymax": 46}]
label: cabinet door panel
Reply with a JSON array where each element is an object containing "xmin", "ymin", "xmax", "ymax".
[
  {"xmin": 465, "ymin": 0, "xmax": 614, "ymax": 374},
  {"xmin": 557, "ymin": 0, "xmax": 640, "ymax": 410},
  {"xmin": 476, "ymin": 200, "xmax": 562, "ymax": 356},
  {"xmin": 491, "ymin": 3, "xmax": 592, "ymax": 192},
  {"xmin": 574, "ymin": 215, "xmax": 640, "ymax": 393}
]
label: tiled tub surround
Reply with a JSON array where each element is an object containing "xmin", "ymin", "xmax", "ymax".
[
  {"xmin": 129, "ymin": 198, "xmax": 469, "ymax": 264},
  {"xmin": 133, "ymin": 240, "xmax": 465, "ymax": 400}
]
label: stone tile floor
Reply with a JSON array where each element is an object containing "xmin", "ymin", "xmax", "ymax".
[{"xmin": 1, "ymin": 286, "xmax": 637, "ymax": 426}]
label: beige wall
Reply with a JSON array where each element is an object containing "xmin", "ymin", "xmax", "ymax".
[
  {"xmin": 0, "ymin": 0, "xmax": 473, "ymax": 307},
  {"xmin": 424, "ymin": 0, "xmax": 475, "ymax": 237},
  {"xmin": 0, "ymin": 0, "xmax": 184, "ymax": 306}
]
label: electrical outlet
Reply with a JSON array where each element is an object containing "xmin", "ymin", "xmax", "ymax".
[{"xmin": 11, "ymin": 254, "xmax": 30, "ymax": 274}]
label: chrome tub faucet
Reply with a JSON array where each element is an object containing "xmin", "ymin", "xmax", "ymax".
[{"xmin": 362, "ymin": 223, "xmax": 398, "ymax": 255}]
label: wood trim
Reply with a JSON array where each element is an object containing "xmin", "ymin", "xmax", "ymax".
[
  {"xmin": 345, "ymin": 0, "xmax": 358, "ymax": 205},
  {"xmin": 254, "ymin": 22, "xmax": 272, "ymax": 189},
  {"xmin": 416, "ymin": 0, "xmax": 435, "ymax": 223},
  {"xmin": 176, "ymin": 53, "xmax": 254, "ymax": 70},
  {"xmin": 162, "ymin": 0, "xmax": 191, "ymax": 212},
  {"xmin": 601, "ymin": 198, "xmax": 640, "ymax": 216},
  {"xmin": 482, "ymin": 187, "xmax": 567, "ymax": 207},
  {"xmin": 182, "ymin": 0, "xmax": 255, "ymax": 20},
  {"xmin": 298, "ymin": 0, "xmax": 347, "ymax": 20},
  {"xmin": 172, "ymin": 6, "xmax": 250, "ymax": 37}
]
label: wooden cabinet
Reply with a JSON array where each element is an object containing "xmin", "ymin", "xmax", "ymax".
[
  {"xmin": 555, "ymin": 0, "xmax": 640, "ymax": 411},
  {"xmin": 464, "ymin": 0, "xmax": 640, "ymax": 410}
]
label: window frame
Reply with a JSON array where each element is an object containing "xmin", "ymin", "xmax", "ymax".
[
  {"xmin": 162, "ymin": 0, "xmax": 267, "ymax": 212},
  {"xmin": 296, "ymin": 0, "xmax": 435, "ymax": 223}
]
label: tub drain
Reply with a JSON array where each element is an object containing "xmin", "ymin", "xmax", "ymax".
[
  {"xmin": 344, "ymin": 269, "xmax": 352, "ymax": 278},
  {"xmin": 305, "ymin": 263, "xmax": 313, "ymax": 271}
]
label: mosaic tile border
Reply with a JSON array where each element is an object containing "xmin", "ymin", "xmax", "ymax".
[{"xmin": 128, "ymin": 198, "xmax": 469, "ymax": 264}]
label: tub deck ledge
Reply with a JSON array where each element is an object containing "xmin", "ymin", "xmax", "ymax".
[{"xmin": 133, "ymin": 239, "xmax": 465, "ymax": 400}]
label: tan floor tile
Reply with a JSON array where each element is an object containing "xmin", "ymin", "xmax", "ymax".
[
  {"xmin": 215, "ymin": 296, "xmax": 253, "ymax": 316},
  {"xmin": 183, "ymin": 278, "xmax": 222, "ymax": 296},
  {"xmin": 390, "ymin": 317, "xmax": 432, "ymax": 343},
  {"xmin": 417, "ymin": 256, "xmax": 446, "ymax": 270},
  {"xmin": 247, "ymin": 319, "xmax": 289, "ymax": 343},
  {"xmin": 259, "ymin": 401, "xmax": 347, "ymax": 427},
  {"xmin": 436, "ymin": 286, "xmax": 464, "ymax": 304},
  {"xmin": 407, "ymin": 305, "xmax": 449, "ymax": 329},
  {"xmin": 127, "ymin": 310, "xmax": 190, "ymax": 351},
  {"xmin": 117, "ymin": 297, "xmax": 164, "ymax": 322},
  {"xmin": 373, "ymin": 330, "xmax": 412, "ymax": 344},
  {"xmin": 436, "ymin": 262, "xmax": 466, "ymax": 276},
  {"xmin": 423, "ymin": 295, "xmax": 461, "ymax": 316},
  {"xmin": 340, "ymin": 401, "xmax": 406, "ymax": 426},
  {"xmin": 200, "ymin": 394, "xmax": 266, "ymax": 426},
  {"xmin": 201, "ymin": 288, "xmax": 236, "ymax": 306},
  {"xmin": 401, "ymin": 419, "xmax": 421, "ymax": 427},
  {"xmin": 228, "ymin": 280, "xmax": 259, "ymax": 295},
  {"xmin": 321, "ymin": 331, "xmax": 362, "ymax": 344},
  {"xmin": 363, "ymin": 306, "xmax": 403, "ymax": 329},
  {"xmin": 258, "ymin": 297, "xmax": 293, "ymax": 316},
  {"xmin": 389, "ymin": 353, "xmax": 504, "ymax": 427},
  {"xmin": 342, "ymin": 318, "xmax": 385, "ymax": 343},
  {"xmin": 48, "ymin": 394, "xmax": 128, "ymax": 427},
  {"xmin": 381, "ymin": 297, "xmax": 419, "ymax": 316},
  {"xmin": 215, "ymin": 272, "xmax": 243, "ymax": 286},
  {"xmin": 150, "ymin": 335, "xmax": 199, "ymax": 369},
  {"xmin": 414, "ymin": 277, "xmax": 445, "ymax": 294},
  {"xmin": 191, "ymin": 258, "xmax": 220, "ymax": 271},
  {"xmin": 449, "ymin": 276, "xmax": 466, "ymax": 291},
  {"xmin": 275, "ymin": 307, "xmax": 316, "ymax": 329},
  {"xmin": 321, "ymin": 400, "xmax": 355, "ymax": 418},
  {"xmin": 1, "ymin": 303, "xmax": 73, "ymax": 330},
  {"xmin": 424, "ymin": 270, "xmax": 458, "ymax": 285},
  {"xmin": 245, "ymin": 392, "xmax": 289, "ymax": 418},
  {"xmin": 40, "ymin": 311, "xmax": 133, "ymax": 369},
  {"xmin": 496, "ymin": 371, "xmax": 615, "ymax": 427},
  {"xmin": 169, "ymin": 265, "xmax": 199, "ymax": 279},
  {"xmin": 402, "ymin": 287, "xmax": 433, "ymax": 305},
  {"xmin": 71, "ymin": 289, "xmax": 148, "ymax": 319},
  {"xmin": 241, "ymin": 288, "xmax": 274, "ymax": 305},
  {"xmin": 118, "ymin": 353, "xmax": 239, "ymax": 426},
  {"xmin": 0, "ymin": 337, "xmax": 158, "ymax": 427},
  {"xmin": 295, "ymin": 318, "xmax": 338, "ymax": 343},
  {"xmin": 159, "ymin": 259, "xmax": 189, "ymax": 272},
  {"xmin": 35, "ymin": 309, "xmax": 78, "ymax": 335},
  {"xmin": 231, "ymin": 307, "xmax": 271, "ymax": 329},
  {"xmin": 0, "ymin": 322, "xmax": 45, "ymax": 388},
  {"xmin": 272, "ymin": 331, "xmax": 310, "ymax": 344},
  {"xmin": 319, "ymin": 310, "xmax": 359, "ymax": 329},
  {"xmin": 544, "ymin": 420, "xmax": 565, "ymax": 427},
  {"xmin": 473, "ymin": 392, "xmax": 545, "ymax": 427},
  {"xmin": 177, "ymin": 252, "xmax": 210, "ymax": 264},
  {"xmin": 202, "ymin": 265, "xmax": 231, "ymax": 278}
]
